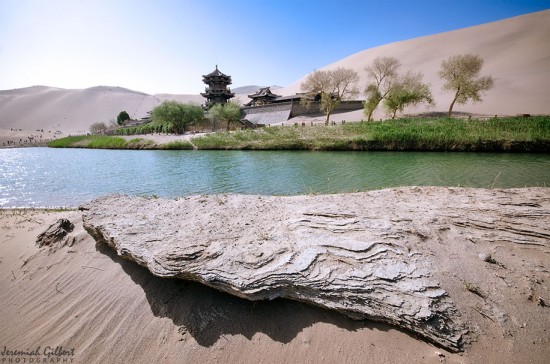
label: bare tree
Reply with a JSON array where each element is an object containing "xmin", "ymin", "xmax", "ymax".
[
  {"xmin": 438, "ymin": 54, "xmax": 494, "ymax": 118},
  {"xmin": 301, "ymin": 67, "xmax": 359, "ymax": 125},
  {"xmin": 364, "ymin": 57, "xmax": 401, "ymax": 121},
  {"xmin": 384, "ymin": 71, "xmax": 433, "ymax": 119},
  {"xmin": 89, "ymin": 122, "xmax": 107, "ymax": 134}
]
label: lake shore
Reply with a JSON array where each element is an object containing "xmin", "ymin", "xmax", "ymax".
[
  {"xmin": 1, "ymin": 187, "xmax": 549, "ymax": 363},
  {"xmin": 45, "ymin": 117, "xmax": 550, "ymax": 152}
]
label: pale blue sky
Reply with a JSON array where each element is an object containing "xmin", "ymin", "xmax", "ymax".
[{"xmin": 1, "ymin": 0, "xmax": 548, "ymax": 94}]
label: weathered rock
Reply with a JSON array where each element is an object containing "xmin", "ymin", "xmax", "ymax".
[
  {"xmin": 36, "ymin": 218, "xmax": 74, "ymax": 248},
  {"xmin": 478, "ymin": 252, "xmax": 493, "ymax": 262},
  {"xmin": 81, "ymin": 187, "xmax": 550, "ymax": 352}
]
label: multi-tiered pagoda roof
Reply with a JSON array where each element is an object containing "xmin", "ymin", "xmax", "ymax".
[{"xmin": 200, "ymin": 65, "xmax": 235, "ymax": 107}]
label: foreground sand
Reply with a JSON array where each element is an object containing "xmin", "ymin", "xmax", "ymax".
[{"xmin": 1, "ymin": 189, "xmax": 549, "ymax": 363}]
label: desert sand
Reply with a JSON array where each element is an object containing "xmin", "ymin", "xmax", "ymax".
[
  {"xmin": 1, "ymin": 10, "xmax": 549, "ymax": 136},
  {"xmin": 1, "ymin": 10, "xmax": 549, "ymax": 363},
  {"xmin": 1, "ymin": 187, "xmax": 549, "ymax": 363}
]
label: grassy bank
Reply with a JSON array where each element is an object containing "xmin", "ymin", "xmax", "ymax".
[
  {"xmin": 47, "ymin": 135, "xmax": 194, "ymax": 150},
  {"xmin": 192, "ymin": 116, "xmax": 550, "ymax": 152},
  {"xmin": 48, "ymin": 117, "xmax": 549, "ymax": 152}
]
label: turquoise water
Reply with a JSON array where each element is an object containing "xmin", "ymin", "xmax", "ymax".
[{"xmin": 1, "ymin": 147, "xmax": 549, "ymax": 208}]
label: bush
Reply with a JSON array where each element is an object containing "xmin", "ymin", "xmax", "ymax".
[{"xmin": 117, "ymin": 111, "xmax": 130, "ymax": 125}]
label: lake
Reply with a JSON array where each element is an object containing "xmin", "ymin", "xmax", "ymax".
[{"xmin": 1, "ymin": 147, "xmax": 549, "ymax": 208}]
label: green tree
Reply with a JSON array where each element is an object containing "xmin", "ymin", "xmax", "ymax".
[
  {"xmin": 384, "ymin": 71, "xmax": 433, "ymax": 119},
  {"xmin": 363, "ymin": 57, "xmax": 401, "ymax": 121},
  {"xmin": 300, "ymin": 67, "xmax": 359, "ymax": 125},
  {"xmin": 438, "ymin": 54, "xmax": 494, "ymax": 118},
  {"xmin": 117, "ymin": 111, "xmax": 130, "ymax": 125},
  {"xmin": 151, "ymin": 101, "xmax": 204, "ymax": 134},
  {"xmin": 208, "ymin": 102, "xmax": 242, "ymax": 131}
]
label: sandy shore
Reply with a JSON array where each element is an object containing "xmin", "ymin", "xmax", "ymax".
[
  {"xmin": 0, "ymin": 128, "xmax": 54, "ymax": 148},
  {"xmin": 1, "ymin": 188, "xmax": 549, "ymax": 363}
]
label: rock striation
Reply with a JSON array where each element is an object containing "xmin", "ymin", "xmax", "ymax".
[{"xmin": 81, "ymin": 187, "xmax": 550, "ymax": 352}]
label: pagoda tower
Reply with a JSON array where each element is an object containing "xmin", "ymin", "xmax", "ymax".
[{"xmin": 200, "ymin": 65, "xmax": 235, "ymax": 108}]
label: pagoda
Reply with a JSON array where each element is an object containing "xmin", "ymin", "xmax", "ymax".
[{"xmin": 200, "ymin": 65, "xmax": 235, "ymax": 107}]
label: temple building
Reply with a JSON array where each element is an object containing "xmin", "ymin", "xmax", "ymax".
[
  {"xmin": 245, "ymin": 87, "xmax": 282, "ymax": 106},
  {"xmin": 200, "ymin": 65, "xmax": 235, "ymax": 107}
]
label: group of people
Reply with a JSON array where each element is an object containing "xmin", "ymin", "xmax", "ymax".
[{"xmin": 2, "ymin": 134, "xmax": 45, "ymax": 147}]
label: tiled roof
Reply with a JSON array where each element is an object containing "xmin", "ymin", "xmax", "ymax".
[
  {"xmin": 203, "ymin": 65, "xmax": 231, "ymax": 79},
  {"xmin": 248, "ymin": 87, "xmax": 281, "ymax": 99}
]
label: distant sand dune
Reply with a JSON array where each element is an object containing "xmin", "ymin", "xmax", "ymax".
[
  {"xmin": 279, "ymin": 10, "xmax": 550, "ymax": 119},
  {"xmin": 0, "ymin": 86, "xmax": 202, "ymax": 134}
]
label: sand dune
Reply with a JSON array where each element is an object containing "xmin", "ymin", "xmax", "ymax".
[
  {"xmin": 279, "ymin": 9, "xmax": 550, "ymax": 118},
  {"xmin": 0, "ymin": 86, "xmax": 155, "ymax": 134},
  {"xmin": 1, "ymin": 10, "xmax": 548, "ymax": 135},
  {"xmin": 0, "ymin": 86, "xmax": 202, "ymax": 134},
  {"xmin": 155, "ymin": 93, "xmax": 204, "ymax": 105}
]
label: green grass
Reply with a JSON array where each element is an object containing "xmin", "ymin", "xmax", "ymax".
[
  {"xmin": 47, "ymin": 135, "xmax": 90, "ymax": 148},
  {"xmin": 192, "ymin": 116, "xmax": 550, "ymax": 152},
  {"xmin": 48, "ymin": 135, "xmax": 153, "ymax": 149},
  {"xmin": 48, "ymin": 117, "xmax": 550, "ymax": 152},
  {"xmin": 158, "ymin": 140, "xmax": 194, "ymax": 150},
  {"xmin": 86, "ymin": 136, "xmax": 127, "ymax": 148}
]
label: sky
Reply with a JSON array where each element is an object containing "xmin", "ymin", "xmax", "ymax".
[{"xmin": 0, "ymin": 0, "xmax": 549, "ymax": 95}]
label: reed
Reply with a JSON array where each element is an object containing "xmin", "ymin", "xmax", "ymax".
[
  {"xmin": 158, "ymin": 140, "xmax": 194, "ymax": 150},
  {"xmin": 192, "ymin": 116, "xmax": 550, "ymax": 152}
]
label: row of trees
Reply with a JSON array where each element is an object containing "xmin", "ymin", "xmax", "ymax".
[
  {"xmin": 131, "ymin": 100, "xmax": 241, "ymax": 134},
  {"xmin": 301, "ymin": 53, "xmax": 494, "ymax": 121},
  {"xmin": 91, "ymin": 101, "xmax": 242, "ymax": 135}
]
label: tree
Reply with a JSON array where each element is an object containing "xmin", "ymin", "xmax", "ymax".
[
  {"xmin": 151, "ymin": 101, "xmax": 204, "ymax": 134},
  {"xmin": 117, "ymin": 111, "xmax": 130, "ymax": 125},
  {"xmin": 89, "ymin": 122, "xmax": 107, "ymax": 134},
  {"xmin": 363, "ymin": 57, "xmax": 401, "ymax": 121},
  {"xmin": 438, "ymin": 54, "xmax": 494, "ymax": 118},
  {"xmin": 384, "ymin": 71, "xmax": 433, "ymax": 119},
  {"xmin": 208, "ymin": 101, "xmax": 242, "ymax": 131},
  {"xmin": 300, "ymin": 67, "xmax": 359, "ymax": 125}
]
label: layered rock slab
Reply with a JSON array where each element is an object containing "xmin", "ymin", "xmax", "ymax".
[{"xmin": 80, "ymin": 187, "xmax": 550, "ymax": 351}]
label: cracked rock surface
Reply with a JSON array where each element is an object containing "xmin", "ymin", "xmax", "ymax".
[{"xmin": 81, "ymin": 187, "xmax": 550, "ymax": 352}]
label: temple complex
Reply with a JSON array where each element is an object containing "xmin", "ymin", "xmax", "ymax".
[
  {"xmin": 200, "ymin": 65, "xmax": 235, "ymax": 107},
  {"xmin": 199, "ymin": 68, "xmax": 364, "ymax": 128}
]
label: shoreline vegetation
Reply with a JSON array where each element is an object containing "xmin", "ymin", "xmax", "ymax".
[
  {"xmin": 47, "ymin": 135, "xmax": 194, "ymax": 150},
  {"xmin": 47, "ymin": 116, "xmax": 550, "ymax": 152}
]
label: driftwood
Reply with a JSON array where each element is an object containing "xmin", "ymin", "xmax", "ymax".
[
  {"xmin": 81, "ymin": 187, "xmax": 550, "ymax": 352},
  {"xmin": 36, "ymin": 219, "xmax": 74, "ymax": 248}
]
